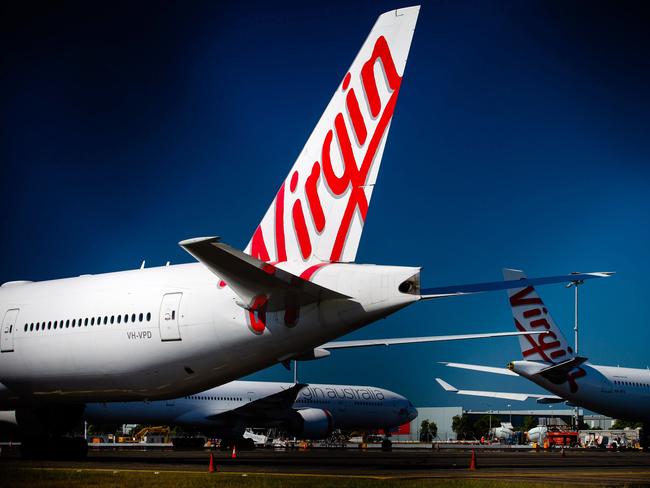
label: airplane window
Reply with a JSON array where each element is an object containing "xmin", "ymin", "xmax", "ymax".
[
  {"xmin": 110, "ymin": 316, "xmax": 114, "ymax": 324},
  {"xmin": 72, "ymin": 319, "xmax": 76, "ymax": 328},
  {"xmin": 124, "ymin": 314, "xmax": 128, "ymax": 324},
  {"xmin": 172, "ymin": 310, "xmax": 176, "ymax": 320},
  {"xmin": 97, "ymin": 317, "xmax": 101, "ymax": 325},
  {"xmin": 36, "ymin": 323, "xmax": 40, "ymax": 331},
  {"xmin": 48, "ymin": 322, "xmax": 52, "ymax": 330},
  {"xmin": 24, "ymin": 324, "xmax": 27, "ymax": 332},
  {"xmin": 84, "ymin": 318, "xmax": 88, "ymax": 326},
  {"xmin": 104, "ymin": 316, "xmax": 108, "ymax": 325},
  {"xmin": 91, "ymin": 317, "xmax": 94, "ymax": 326},
  {"xmin": 117, "ymin": 315, "xmax": 121, "ymax": 324},
  {"xmin": 132, "ymin": 314, "xmax": 136, "ymax": 322},
  {"xmin": 30, "ymin": 323, "xmax": 34, "ymax": 331},
  {"xmin": 146, "ymin": 312, "xmax": 151, "ymax": 322},
  {"xmin": 47, "ymin": 321, "xmax": 51, "ymax": 329},
  {"xmin": 139, "ymin": 313, "xmax": 143, "ymax": 322}
]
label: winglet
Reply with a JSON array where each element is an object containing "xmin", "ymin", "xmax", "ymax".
[{"xmin": 435, "ymin": 378, "xmax": 458, "ymax": 392}]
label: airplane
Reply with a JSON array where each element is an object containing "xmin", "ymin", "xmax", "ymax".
[
  {"xmin": 0, "ymin": 6, "xmax": 610, "ymax": 458},
  {"xmin": 83, "ymin": 380, "xmax": 418, "ymax": 450},
  {"xmin": 435, "ymin": 268, "xmax": 649, "ymax": 449}
]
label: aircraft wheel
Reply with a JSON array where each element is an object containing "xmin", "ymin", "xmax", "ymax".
[
  {"xmin": 640, "ymin": 424, "xmax": 648, "ymax": 452},
  {"xmin": 20, "ymin": 436, "xmax": 87, "ymax": 460}
]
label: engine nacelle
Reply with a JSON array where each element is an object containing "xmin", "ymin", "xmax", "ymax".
[{"xmin": 286, "ymin": 408, "xmax": 333, "ymax": 439}]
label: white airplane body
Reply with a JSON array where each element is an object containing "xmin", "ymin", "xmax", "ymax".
[
  {"xmin": 0, "ymin": 261, "xmax": 418, "ymax": 405},
  {"xmin": 0, "ymin": 6, "xmax": 611, "ymax": 456},
  {"xmin": 85, "ymin": 380, "xmax": 418, "ymax": 439},
  {"xmin": 437, "ymin": 269, "xmax": 650, "ymax": 428}
]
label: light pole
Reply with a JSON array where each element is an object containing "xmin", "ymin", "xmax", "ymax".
[
  {"xmin": 507, "ymin": 404, "xmax": 512, "ymax": 425},
  {"xmin": 566, "ymin": 274, "xmax": 584, "ymax": 355},
  {"xmin": 566, "ymin": 273, "xmax": 584, "ymax": 431}
]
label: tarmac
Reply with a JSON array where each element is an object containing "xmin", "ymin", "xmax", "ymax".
[{"xmin": 1, "ymin": 445, "xmax": 650, "ymax": 485}]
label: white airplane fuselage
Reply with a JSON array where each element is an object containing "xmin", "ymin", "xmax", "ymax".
[
  {"xmin": 512, "ymin": 361, "xmax": 650, "ymax": 421},
  {"xmin": 0, "ymin": 261, "xmax": 419, "ymax": 406},
  {"xmin": 84, "ymin": 380, "xmax": 417, "ymax": 433}
]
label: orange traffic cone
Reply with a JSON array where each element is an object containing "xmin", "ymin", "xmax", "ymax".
[
  {"xmin": 231, "ymin": 445, "xmax": 237, "ymax": 459},
  {"xmin": 208, "ymin": 452, "xmax": 217, "ymax": 473},
  {"xmin": 469, "ymin": 449, "xmax": 478, "ymax": 470}
]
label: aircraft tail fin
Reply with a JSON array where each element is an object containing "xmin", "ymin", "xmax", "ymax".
[
  {"xmin": 503, "ymin": 268, "xmax": 575, "ymax": 364},
  {"xmin": 245, "ymin": 6, "xmax": 420, "ymax": 263}
]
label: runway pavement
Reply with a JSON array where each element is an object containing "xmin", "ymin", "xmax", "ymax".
[{"xmin": 1, "ymin": 446, "xmax": 650, "ymax": 486}]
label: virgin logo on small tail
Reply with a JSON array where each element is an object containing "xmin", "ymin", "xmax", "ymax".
[
  {"xmin": 511, "ymin": 286, "xmax": 573, "ymax": 362},
  {"xmin": 510, "ymin": 285, "xmax": 584, "ymax": 392}
]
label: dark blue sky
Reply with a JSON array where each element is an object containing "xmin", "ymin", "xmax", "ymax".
[{"xmin": 3, "ymin": 1, "xmax": 650, "ymax": 410}]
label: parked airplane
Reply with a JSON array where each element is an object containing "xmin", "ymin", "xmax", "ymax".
[
  {"xmin": 84, "ymin": 380, "xmax": 418, "ymax": 448},
  {"xmin": 436, "ymin": 268, "xmax": 648, "ymax": 449},
  {"xmin": 0, "ymin": 6, "xmax": 610, "ymax": 457}
]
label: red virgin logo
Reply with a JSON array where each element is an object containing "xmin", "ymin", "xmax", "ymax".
[{"xmin": 249, "ymin": 35, "xmax": 403, "ymax": 264}]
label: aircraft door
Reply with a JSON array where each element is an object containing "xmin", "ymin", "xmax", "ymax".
[
  {"xmin": 159, "ymin": 293, "xmax": 182, "ymax": 341},
  {"xmin": 1, "ymin": 309, "xmax": 19, "ymax": 352}
]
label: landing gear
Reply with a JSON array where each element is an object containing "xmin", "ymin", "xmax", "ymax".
[
  {"xmin": 21, "ymin": 436, "xmax": 88, "ymax": 460},
  {"xmin": 381, "ymin": 430, "xmax": 392, "ymax": 451},
  {"xmin": 219, "ymin": 436, "xmax": 255, "ymax": 450}
]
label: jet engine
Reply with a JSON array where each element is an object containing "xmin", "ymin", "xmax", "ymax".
[{"xmin": 286, "ymin": 408, "xmax": 333, "ymax": 439}]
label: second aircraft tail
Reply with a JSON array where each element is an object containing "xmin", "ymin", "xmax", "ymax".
[{"xmin": 503, "ymin": 268, "xmax": 575, "ymax": 364}]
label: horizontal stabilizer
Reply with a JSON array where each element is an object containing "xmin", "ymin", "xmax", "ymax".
[
  {"xmin": 435, "ymin": 378, "xmax": 562, "ymax": 403},
  {"xmin": 538, "ymin": 356, "xmax": 588, "ymax": 383},
  {"xmin": 320, "ymin": 330, "xmax": 543, "ymax": 350},
  {"xmin": 439, "ymin": 362, "xmax": 519, "ymax": 376},
  {"xmin": 421, "ymin": 271, "xmax": 613, "ymax": 299},
  {"xmin": 180, "ymin": 237, "xmax": 346, "ymax": 312}
]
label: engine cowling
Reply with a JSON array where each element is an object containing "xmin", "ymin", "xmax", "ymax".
[{"xmin": 287, "ymin": 408, "xmax": 333, "ymax": 439}]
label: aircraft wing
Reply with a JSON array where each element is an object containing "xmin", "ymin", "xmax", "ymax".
[
  {"xmin": 206, "ymin": 383, "xmax": 307, "ymax": 422},
  {"xmin": 439, "ymin": 362, "xmax": 519, "ymax": 376},
  {"xmin": 180, "ymin": 236, "xmax": 347, "ymax": 312},
  {"xmin": 435, "ymin": 378, "xmax": 563, "ymax": 403},
  {"xmin": 420, "ymin": 271, "xmax": 613, "ymax": 299},
  {"xmin": 320, "ymin": 331, "xmax": 542, "ymax": 350}
]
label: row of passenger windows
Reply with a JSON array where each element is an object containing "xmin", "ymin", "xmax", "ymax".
[
  {"xmin": 186, "ymin": 395, "xmax": 243, "ymax": 402},
  {"xmin": 353, "ymin": 401, "xmax": 382, "ymax": 407},
  {"xmin": 24, "ymin": 312, "xmax": 152, "ymax": 332},
  {"xmin": 614, "ymin": 380, "xmax": 650, "ymax": 388},
  {"xmin": 296, "ymin": 398, "xmax": 331, "ymax": 405}
]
